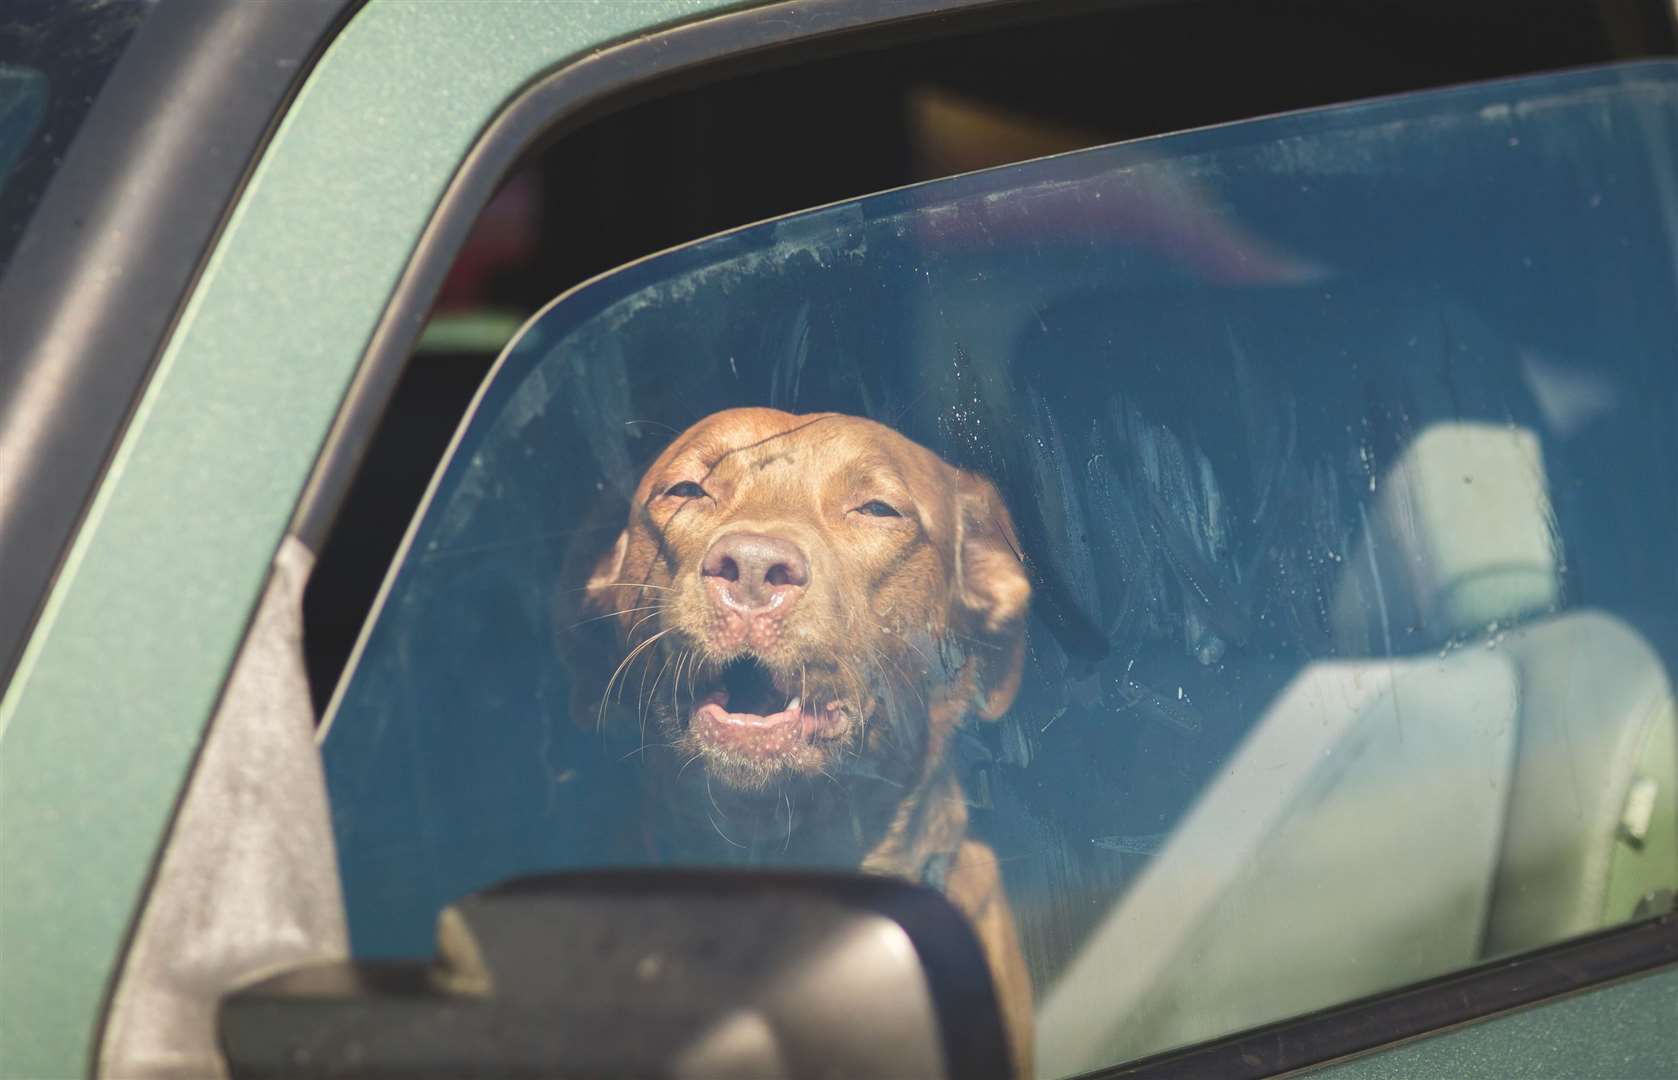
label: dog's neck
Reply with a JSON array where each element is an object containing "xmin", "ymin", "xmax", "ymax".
[{"xmin": 640, "ymin": 742, "xmax": 969, "ymax": 888}]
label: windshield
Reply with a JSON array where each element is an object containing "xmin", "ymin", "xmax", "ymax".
[{"xmin": 323, "ymin": 61, "xmax": 1678, "ymax": 1076}]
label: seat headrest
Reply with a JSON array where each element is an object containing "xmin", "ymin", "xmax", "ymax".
[{"xmin": 1334, "ymin": 422, "xmax": 1562, "ymax": 650}]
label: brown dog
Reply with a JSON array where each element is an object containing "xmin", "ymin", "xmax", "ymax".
[{"xmin": 572, "ymin": 407, "xmax": 1034, "ymax": 1074}]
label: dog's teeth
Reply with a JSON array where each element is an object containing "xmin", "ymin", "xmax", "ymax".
[{"xmin": 785, "ymin": 696, "xmax": 800, "ymax": 713}]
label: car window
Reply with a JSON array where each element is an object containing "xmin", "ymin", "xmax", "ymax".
[
  {"xmin": 321, "ymin": 61, "xmax": 1678, "ymax": 1076},
  {"xmin": 0, "ymin": 0, "xmax": 153, "ymax": 273},
  {"xmin": 0, "ymin": 64, "xmax": 46, "ymax": 186}
]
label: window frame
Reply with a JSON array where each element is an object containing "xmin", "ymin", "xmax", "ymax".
[{"xmin": 0, "ymin": 0, "xmax": 366, "ymax": 695}]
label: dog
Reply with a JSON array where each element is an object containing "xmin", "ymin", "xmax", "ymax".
[{"xmin": 566, "ymin": 407, "xmax": 1035, "ymax": 1075}]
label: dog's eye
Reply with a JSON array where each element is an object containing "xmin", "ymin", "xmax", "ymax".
[
  {"xmin": 663, "ymin": 481, "xmax": 708, "ymax": 499},
  {"xmin": 856, "ymin": 499, "xmax": 902, "ymax": 518}
]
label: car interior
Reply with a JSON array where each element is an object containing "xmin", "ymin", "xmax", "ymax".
[{"xmin": 294, "ymin": 59, "xmax": 1678, "ymax": 1077}]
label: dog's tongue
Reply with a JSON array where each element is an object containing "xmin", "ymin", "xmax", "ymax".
[
  {"xmin": 696, "ymin": 690, "xmax": 799, "ymax": 728},
  {"xmin": 694, "ymin": 691, "xmax": 844, "ymax": 739}
]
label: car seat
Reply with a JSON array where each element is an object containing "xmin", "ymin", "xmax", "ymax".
[{"xmin": 1036, "ymin": 420, "xmax": 1678, "ymax": 1076}]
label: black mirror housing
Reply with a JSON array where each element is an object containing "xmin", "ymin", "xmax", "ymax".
[{"xmin": 218, "ymin": 869, "xmax": 1013, "ymax": 1078}]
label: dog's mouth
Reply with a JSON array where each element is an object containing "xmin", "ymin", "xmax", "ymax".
[
  {"xmin": 680, "ymin": 656, "xmax": 851, "ymax": 781},
  {"xmin": 692, "ymin": 656, "xmax": 848, "ymax": 738}
]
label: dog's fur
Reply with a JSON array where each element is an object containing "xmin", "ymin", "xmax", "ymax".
[{"xmin": 563, "ymin": 408, "xmax": 1034, "ymax": 1073}]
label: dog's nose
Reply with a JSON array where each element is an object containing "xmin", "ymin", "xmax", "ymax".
[{"xmin": 702, "ymin": 531, "xmax": 810, "ymax": 610}]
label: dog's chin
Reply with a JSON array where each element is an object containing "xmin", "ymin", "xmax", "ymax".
[{"xmin": 669, "ymin": 654, "xmax": 860, "ymax": 791}]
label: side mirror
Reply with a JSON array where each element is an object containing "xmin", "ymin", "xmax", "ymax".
[{"xmin": 219, "ymin": 869, "xmax": 1013, "ymax": 1079}]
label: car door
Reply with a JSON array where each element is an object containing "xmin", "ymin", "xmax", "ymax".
[{"xmin": 2, "ymin": 2, "xmax": 1676, "ymax": 1079}]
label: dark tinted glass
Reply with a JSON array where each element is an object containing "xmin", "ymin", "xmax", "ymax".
[{"xmin": 0, "ymin": 0, "xmax": 152, "ymax": 271}]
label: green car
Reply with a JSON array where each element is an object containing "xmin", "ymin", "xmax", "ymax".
[{"xmin": 4, "ymin": 2, "xmax": 1677, "ymax": 1078}]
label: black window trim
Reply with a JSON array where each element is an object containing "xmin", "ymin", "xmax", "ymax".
[{"xmin": 272, "ymin": 0, "xmax": 1678, "ymax": 1076}]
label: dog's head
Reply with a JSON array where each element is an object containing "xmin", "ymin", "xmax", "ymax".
[{"xmin": 583, "ymin": 408, "xmax": 1030, "ymax": 791}]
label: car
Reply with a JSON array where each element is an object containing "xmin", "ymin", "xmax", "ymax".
[{"xmin": 3, "ymin": 2, "xmax": 1676, "ymax": 1078}]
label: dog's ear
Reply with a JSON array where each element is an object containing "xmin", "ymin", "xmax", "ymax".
[
  {"xmin": 584, "ymin": 530, "xmax": 630, "ymax": 611},
  {"xmin": 954, "ymin": 470, "xmax": 1030, "ymax": 720}
]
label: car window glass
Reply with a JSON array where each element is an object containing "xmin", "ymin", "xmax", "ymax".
[
  {"xmin": 0, "ymin": 0, "xmax": 153, "ymax": 273},
  {"xmin": 322, "ymin": 61, "xmax": 1678, "ymax": 1076},
  {"xmin": 0, "ymin": 64, "xmax": 46, "ymax": 185}
]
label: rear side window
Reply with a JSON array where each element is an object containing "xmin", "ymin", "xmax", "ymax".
[{"xmin": 321, "ymin": 62, "xmax": 1678, "ymax": 1076}]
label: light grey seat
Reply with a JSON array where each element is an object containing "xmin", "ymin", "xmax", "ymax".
[
  {"xmin": 1330, "ymin": 421, "xmax": 1678, "ymax": 943},
  {"xmin": 1036, "ymin": 421, "xmax": 1677, "ymax": 1077},
  {"xmin": 1037, "ymin": 652, "xmax": 1522, "ymax": 1073},
  {"xmin": 1484, "ymin": 613, "xmax": 1677, "ymax": 956},
  {"xmin": 1332, "ymin": 422, "xmax": 1678, "ymax": 953}
]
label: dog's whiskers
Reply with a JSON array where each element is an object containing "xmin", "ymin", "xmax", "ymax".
[
  {"xmin": 625, "ymin": 608, "xmax": 664, "ymax": 642},
  {"xmin": 643, "ymin": 648, "xmax": 677, "ymax": 744},
  {"xmin": 708, "ymin": 811, "xmax": 747, "ymax": 849},
  {"xmin": 863, "ymin": 644, "xmax": 928, "ymax": 713},
  {"xmin": 598, "ymin": 627, "xmax": 676, "ymax": 731},
  {"xmin": 569, "ymin": 581, "xmax": 675, "ymax": 593},
  {"xmin": 673, "ymin": 649, "xmax": 693, "ymax": 715},
  {"xmin": 565, "ymin": 603, "xmax": 664, "ymax": 631},
  {"xmin": 618, "ymin": 740, "xmax": 682, "ymax": 762}
]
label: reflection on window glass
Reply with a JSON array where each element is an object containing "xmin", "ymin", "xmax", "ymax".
[
  {"xmin": 0, "ymin": 0, "xmax": 154, "ymax": 272},
  {"xmin": 323, "ymin": 62, "xmax": 1678, "ymax": 1077},
  {"xmin": 0, "ymin": 64, "xmax": 46, "ymax": 186}
]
